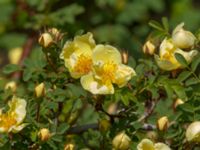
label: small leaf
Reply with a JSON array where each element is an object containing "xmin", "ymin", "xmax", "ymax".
[
  {"xmin": 162, "ymin": 17, "xmax": 169, "ymax": 31},
  {"xmin": 3, "ymin": 64, "xmax": 21, "ymax": 74},
  {"xmin": 149, "ymin": 20, "xmax": 164, "ymax": 31},
  {"xmin": 185, "ymin": 77, "xmax": 200, "ymax": 86},
  {"xmin": 177, "ymin": 71, "xmax": 192, "ymax": 82},
  {"xmin": 57, "ymin": 123, "xmax": 69, "ymax": 134},
  {"xmin": 174, "ymin": 53, "xmax": 188, "ymax": 67},
  {"xmin": 191, "ymin": 54, "xmax": 200, "ymax": 71}
]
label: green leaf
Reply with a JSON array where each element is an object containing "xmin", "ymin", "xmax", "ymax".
[
  {"xmin": 23, "ymin": 69, "xmax": 33, "ymax": 81},
  {"xmin": 149, "ymin": 20, "xmax": 164, "ymax": 31},
  {"xmin": 57, "ymin": 123, "xmax": 69, "ymax": 134},
  {"xmin": 162, "ymin": 17, "xmax": 169, "ymax": 31},
  {"xmin": 177, "ymin": 71, "xmax": 192, "ymax": 82},
  {"xmin": 174, "ymin": 53, "xmax": 188, "ymax": 67},
  {"xmin": 191, "ymin": 54, "xmax": 200, "ymax": 71},
  {"xmin": 3, "ymin": 64, "xmax": 21, "ymax": 74},
  {"xmin": 185, "ymin": 77, "xmax": 200, "ymax": 86},
  {"xmin": 172, "ymin": 85, "xmax": 187, "ymax": 100}
]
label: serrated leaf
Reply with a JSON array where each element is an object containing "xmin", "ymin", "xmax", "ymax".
[
  {"xmin": 185, "ymin": 77, "xmax": 200, "ymax": 86},
  {"xmin": 3, "ymin": 64, "xmax": 21, "ymax": 74},
  {"xmin": 174, "ymin": 53, "xmax": 188, "ymax": 67},
  {"xmin": 172, "ymin": 85, "xmax": 187, "ymax": 100}
]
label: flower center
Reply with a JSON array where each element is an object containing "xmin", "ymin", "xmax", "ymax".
[
  {"xmin": 73, "ymin": 54, "xmax": 92, "ymax": 75},
  {"xmin": 0, "ymin": 113, "xmax": 17, "ymax": 131},
  {"xmin": 97, "ymin": 62, "xmax": 117, "ymax": 85}
]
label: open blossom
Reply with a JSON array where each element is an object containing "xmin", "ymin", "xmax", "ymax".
[
  {"xmin": 60, "ymin": 32, "xmax": 96, "ymax": 79},
  {"xmin": 155, "ymin": 38, "xmax": 198, "ymax": 71},
  {"xmin": 137, "ymin": 139, "xmax": 171, "ymax": 150},
  {"xmin": 172, "ymin": 22, "xmax": 196, "ymax": 49},
  {"xmin": 0, "ymin": 96, "xmax": 27, "ymax": 133},
  {"xmin": 81, "ymin": 45, "xmax": 136, "ymax": 94}
]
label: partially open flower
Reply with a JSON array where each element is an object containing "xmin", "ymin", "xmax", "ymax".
[
  {"xmin": 0, "ymin": 96, "xmax": 27, "ymax": 133},
  {"xmin": 186, "ymin": 121, "xmax": 200, "ymax": 142},
  {"xmin": 81, "ymin": 45, "xmax": 136, "ymax": 94},
  {"xmin": 64, "ymin": 143, "xmax": 75, "ymax": 150},
  {"xmin": 60, "ymin": 32, "xmax": 96, "ymax": 79},
  {"xmin": 155, "ymin": 38, "xmax": 198, "ymax": 71},
  {"xmin": 172, "ymin": 23, "xmax": 196, "ymax": 49},
  {"xmin": 5, "ymin": 81, "xmax": 17, "ymax": 92},
  {"xmin": 38, "ymin": 33, "xmax": 53, "ymax": 48},
  {"xmin": 137, "ymin": 139, "xmax": 171, "ymax": 150},
  {"xmin": 35, "ymin": 82, "xmax": 45, "ymax": 98},
  {"xmin": 112, "ymin": 131, "xmax": 131, "ymax": 150},
  {"xmin": 157, "ymin": 116, "xmax": 169, "ymax": 131},
  {"xmin": 38, "ymin": 128, "xmax": 51, "ymax": 141},
  {"xmin": 8, "ymin": 47, "xmax": 23, "ymax": 64},
  {"xmin": 143, "ymin": 40, "xmax": 156, "ymax": 55}
]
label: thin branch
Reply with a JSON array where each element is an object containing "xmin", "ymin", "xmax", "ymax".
[{"xmin": 67, "ymin": 123, "xmax": 98, "ymax": 134}]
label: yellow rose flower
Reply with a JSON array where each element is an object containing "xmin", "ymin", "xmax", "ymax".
[
  {"xmin": 81, "ymin": 45, "xmax": 136, "ymax": 94},
  {"xmin": 60, "ymin": 32, "xmax": 96, "ymax": 79},
  {"xmin": 137, "ymin": 139, "xmax": 171, "ymax": 150},
  {"xmin": 172, "ymin": 22, "xmax": 196, "ymax": 49},
  {"xmin": 155, "ymin": 38, "xmax": 198, "ymax": 71},
  {"xmin": 0, "ymin": 96, "xmax": 27, "ymax": 133}
]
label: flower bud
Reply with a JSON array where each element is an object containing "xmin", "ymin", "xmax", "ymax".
[
  {"xmin": 143, "ymin": 40, "xmax": 155, "ymax": 55},
  {"xmin": 48, "ymin": 27, "xmax": 63, "ymax": 41},
  {"xmin": 172, "ymin": 22, "xmax": 196, "ymax": 49},
  {"xmin": 112, "ymin": 131, "xmax": 131, "ymax": 150},
  {"xmin": 35, "ymin": 82, "xmax": 45, "ymax": 98},
  {"xmin": 38, "ymin": 128, "xmax": 51, "ymax": 141},
  {"xmin": 174, "ymin": 98, "xmax": 184, "ymax": 109},
  {"xmin": 38, "ymin": 33, "xmax": 53, "ymax": 48},
  {"xmin": 157, "ymin": 116, "xmax": 169, "ymax": 131},
  {"xmin": 64, "ymin": 143, "xmax": 75, "ymax": 150},
  {"xmin": 5, "ymin": 81, "xmax": 17, "ymax": 92},
  {"xmin": 8, "ymin": 47, "xmax": 23, "ymax": 64},
  {"xmin": 99, "ymin": 119, "xmax": 111, "ymax": 132},
  {"xmin": 186, "ymin": 121, "xmax": 200, "ymax": 142},
  {"xmin": 121, "ymin": 51, "xmax": 129, "ymax": 64}
]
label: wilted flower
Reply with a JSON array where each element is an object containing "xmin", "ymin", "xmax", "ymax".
[
  {"xmin": 155, "ymin": 38, "xmax": 198, "ymax": 71},
  {"xmin": 186, "ymin": 121, "xmax": 200, "ymax": 142},
  {"xmin": 143, "ymin": 40, "xmax": 156, "ymax": 55},
  {"xmin": 5, "ymin": 81, "xmax": 17, "ymax": 92},
  {"xmin": 137, "ymin": 139, "xmax": 171, "ymax": 150},
  {"xmin": 0, "ymin": 96, "xmax": 27, "ymax": 133},
  {"xmin": 8, "ymin": 47, "xmax": 23, "ymax": 64},
  {"xmin": 38, "ymin": 128, "xmax": 51, "ymax": 141},
  {"xmin": 38, "ymin": 33, "xmax": 53, "ymax": 48},
  {"xmin": 81, "ymin": 45, "xmax": 136, "ymax": 94},
  {"xmin": 157, "ymin": 116, "xmax": 169, "ymax": 131},
  {"xmin": 35, "ymin": 82, "xmax": 45, "ymax": 98},
  {"xmin": 121, "ymin": 50, "xmax": 129, "ymax": 64},
  {"xmin": 60, "ymin": 32, "xmax": 96, "ymax": 79},
  {"xmin": 172, "ymin": 23, "xmax": 196, "ymax": 49},
  {"xmin": 112, "ymin": 131, "xmax": 131, "ymax": 150}
]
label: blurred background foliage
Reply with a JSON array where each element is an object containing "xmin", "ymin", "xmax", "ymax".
[{"xmin": 0, "ymin": 0, "xmax": 200, "ymax": 66}]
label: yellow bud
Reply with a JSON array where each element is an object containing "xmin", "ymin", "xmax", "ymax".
[
  {"xmin": 143, "ymin": 41, "xmax": 155, "ymax": 55},
  {"xmin": 5, "ymin": 81, "xmax": 17, "ymax": 92},
  {"xmin": 157, "ymin": 116, "xmax": 169, "ymax": 131},
  {"xmin": 99, "ymin": 119, "xmax": 111, "ymax": 132},
  {"xmin": 112, "ymin": 131, "xmax": 131, "ymax": 150},
  {"xmin": 8, "ymin": 47, "xmax": 23, "ymax": 64},
  {"xmin": 38, "ymin": 128, "xmax": 51, "ymax": 141},
  {"xmin": 38, "ymin": 33, "xmax": 53, "ymax": 48},
  {"xmin": 64, "ymin": 143, "xmax": 75, "ymax": 150},
  {"xmin": 174, "ymin": 98, "xmax": 184, "ymax": 109},
  {"xmin": 35, "ymin": 82, "xmax": 45, "ymax": 98},
  {"xmin": 121, "ymin": 51, "xmax": 129, "ymax": 64},
  {"xmin": 172, "ymin": 22, "xmax": 196, "ymax": 49},
  {"xmin": 186, "ymin": 121, "xmax": 200, "ymax": 142}
]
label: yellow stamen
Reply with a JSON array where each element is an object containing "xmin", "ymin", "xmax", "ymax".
[
  {"xmin": 73, "ymin": 54, "xmax": 92, "ymax": 75},
  {"xmin": 0, "ymin": 113, "xmax": 17, "ymax": 131},
  {"xmin": 97, "ymin": 62, "xmax": 117, "ymax": 85}
]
